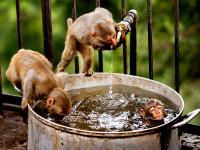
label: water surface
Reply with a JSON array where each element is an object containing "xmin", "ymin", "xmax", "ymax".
[{"xmin": 34, "ymin": 85, "xmax": 178, "ymax": 132}]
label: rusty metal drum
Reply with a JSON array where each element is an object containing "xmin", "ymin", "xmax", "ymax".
[{"xmin": 28, "ymin": 73, "xmax": 200, "ymax": 150}]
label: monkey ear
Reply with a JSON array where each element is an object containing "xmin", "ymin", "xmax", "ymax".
[
  {"xmin": 90, "ymin": 32, "xmax": 96, "ymax": 38},
  {"xmin": 46, "ymin": 97, "xmax": 55, "ymax": 106},
  {"xmin": 106, "ymin": 19, "xmax": 111, "ymax": 24},
  {"xmin": 139, "ymin": 109, "xmax": 145, "ymax": 117}
]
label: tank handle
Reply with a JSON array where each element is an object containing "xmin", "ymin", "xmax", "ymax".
[{"xmin": 171, "ymin": 109, "xmax": 200, "ymax": 130}]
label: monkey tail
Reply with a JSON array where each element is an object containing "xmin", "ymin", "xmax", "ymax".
[{"xmin": 67, "ymin": 18, "xmax": 73, "ymax": 28}]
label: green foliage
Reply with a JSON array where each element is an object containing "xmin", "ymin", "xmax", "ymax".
[{"xmin": 0, "ymin": 0, "xmax": 199, "ymax": 124}]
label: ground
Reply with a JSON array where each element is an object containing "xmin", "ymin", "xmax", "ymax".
[
  {"xmin": 0, "ymin": 110, "xmax": 27, "ymax": 150},
  {"xmin": 0, "ymin": 109, "xmax": 199, "ymax": 150}
]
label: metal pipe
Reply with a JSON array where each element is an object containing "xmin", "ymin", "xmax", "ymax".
[
  {"xmin": 174, "ymin": 0, "xmax": 179, "ymax": 93},
  {"xmin": 16, "ymin": 0, "xmax": 23, "ymax": 49},
  {"xmin": 147, "ymin": 0, "xmax": 153, "ymax": 79},
  {"xmin": 96, "ymin": 0, "xmax": 103, "ymax": 72},
  {"xmin": 100, "ymin": 10, "xmax": 137, "ymax": 51},
  {"xmin": 129, "ymin": 10, "xmax": 138, "ymax": 76},
  {"xmin": 3, "ymin": 103, "xmax": 22, "ymax": 111},
  {"xmin": 41, "ymin": 0, "xmax": 54, "ymax": 69},
  {"xmin": 121, "ymin": 0, "xmax": 128, "ymax": 74},
  {"xmin": 72, "ymin": 0, "xmax": 79, "ymax": 74}
]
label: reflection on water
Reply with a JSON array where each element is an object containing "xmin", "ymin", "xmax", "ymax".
[{"xmin": 33, "ymin": 85, "xmax": 178, "ymax": 132}]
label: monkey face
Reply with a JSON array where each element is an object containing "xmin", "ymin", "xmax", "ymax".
[
  {"xmin": 90, "ymin": 20, "xmax": 117, "ymax": 47},
  {"xmin": 139, "ymin": 99, "xmax": 166, "ymax": 121},
  {"xmin": 100, "ymin": 34, "xmax": 117, "ymax": 46},
  {"xmin": 148, "ymin": 104, "xmax": 164, "ymax": 120},
  {"xmin": 48, "ymin": 104, "xmax": 70, "ymax": 116},
  {"xmin": 47, "ymin": 88, "xmax": 72, "ymax": 116},
  {"xmin": 91, "ymin": 32, "xmax": 117, "ymax": 47}
]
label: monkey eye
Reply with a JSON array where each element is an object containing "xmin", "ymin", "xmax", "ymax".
[
  {"xmin": 105, "ymin": 35, "xmax": 116, "ymax": 42},
  {"xmin": 149, "ymin": 107, "xmax": 155, "ymax": 112},
  {"xmin": 157, "ymin": 105, "xmax": 162, "ymax": 109},
  {"xmin": 105, "ymin": 39, "xmax": 112, "ymax": 42},
  {"xmin": 112, "ymin": 34, "xmax": 116, "ymax": 38}
]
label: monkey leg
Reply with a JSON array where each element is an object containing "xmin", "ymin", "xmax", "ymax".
[
  {"xmin": 57, "ymin": 36, "xmax": 77, "ymax": 73},
  {"xmin": 21, "ymin": 69, "xmax": 37, "ymax": 110},
  {"xmin": 79, "ymin": 46, "xmax": 94, "ymax": 76}
]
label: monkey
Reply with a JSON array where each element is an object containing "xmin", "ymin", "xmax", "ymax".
[
  {"xmin": 139, "ymin": 99, "xmax": 167, "ymax": 120},
  {"xmin": 57, "ymin": 7, "xmax": 118, "ymax": 76},
  {"xmin": 6, "ymin": 49, "xmax": 71, "ymax": 115}
]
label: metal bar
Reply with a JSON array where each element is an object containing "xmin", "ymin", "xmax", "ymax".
[
  {"xmin": 96, "ymin": 0, "xmax": 100, "ymax": 7},
  {"xmin": 130, "ymin": 27, "xmax": 137, "ymax": 76},
  {"xmin": 41, "ymin": 0, "xmax": 54, "ymax": 68},
  {"xmin": 182, "ymin": 124, "xmax": 200, "ymax": 135},
  {"xmin": 174, "ymin": 0, "xmax": 179, "ymax": 93},
  {"xmin": 72, "ymin": 0, "xmax": 76, "ymax": 21},
  {"xmin": 123, "ymin": 38, "xmax": 128, "ymax": 74},
  {"xmin": 16, "ymin": 0, "xmax": 23, "ymax": 49},
  {"xmin": 2, "ymin": 94, "xmax": 27, "ymax": 122},
  {"xmin": 121, "ymin": 0, "xmax": 128, "ymax": 74},
  {"xmin": 2, "ymin": 94, "xmax": 22, "ymax": 106},
  {"xmin": 2, "ymin": 103, "xmax": 27, "ymax": 123},
  {"xmin": 147, "ymin": 0, "xmax": 153, "ymax": 79},
  {"xmin": 130, "ymin": 18, "xmax": 137, "ymax": 75},
  {"xmin": 0, "ymin": 58, "xmax": 3, "ymax": 115},
  {"xmin": 72, "ymin": 0, "xmax": 79, "ymax": 74},
  {"xmin": 96, "ymin": 0, "xmax": 103, "ymax": 72},
  {"xmin": 98, "ymin": 51, "xmax": 103, "ymax": 72},
  {"xmin": 3, "ymin": 103, "xmax": 22, "ymax": 111}
]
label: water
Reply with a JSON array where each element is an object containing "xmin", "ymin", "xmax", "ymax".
[
  {"xmin": 109, "ymin": 51, "xmax": 114, "ymax": 96},
  {"xmin": 33, "ymin": 85, "xmax": 178, "ymax": 132}
]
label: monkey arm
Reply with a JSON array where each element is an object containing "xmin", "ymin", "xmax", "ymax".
[{"xmin": 21, "ymin": 69, "xmax": 38, "ymax": 109}]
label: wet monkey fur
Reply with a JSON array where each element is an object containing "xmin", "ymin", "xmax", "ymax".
[
  {"xmin": 6, "ymin": 49, "xmax": 71, "ymax": 115},
  {"xmin": 57, "ymin": 8, "xmax": 118, "ymax": 76}
]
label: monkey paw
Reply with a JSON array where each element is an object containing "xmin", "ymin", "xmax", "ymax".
[
  {"xmin": 121, "ymin": 31, "xmax": 126, "ymax": 40},
  {"xmin": 21, "ymin": 100, "xmax": 29, "ymax": 110},
  {"xmin": 85, "ymin": 70, "xmax": 94, "ymax": 77}
]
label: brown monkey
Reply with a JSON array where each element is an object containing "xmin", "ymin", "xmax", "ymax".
[
  {"xmin": 139, "ymin": 99, "xmax": 167, "ymax": 120},
  {"xmin": 57, "ymin": 7, "xmax": 118, "ymax": 76},
  {"xmin": 6, "ymin": 49, "xmax": 71, "ymax": 115}
]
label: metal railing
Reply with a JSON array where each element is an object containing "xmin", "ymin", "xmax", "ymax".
[{"xmin": 0, "ymin": 0, "xmax": 179, "ymax": 119}]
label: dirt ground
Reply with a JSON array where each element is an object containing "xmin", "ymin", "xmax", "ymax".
[
  {"xmin": 0, "ymin": 109, "xmax": 199, "ymax": 150},
  {"xmin": 0, "ymin": 110, "xmax": 27, "ymax": 150}
]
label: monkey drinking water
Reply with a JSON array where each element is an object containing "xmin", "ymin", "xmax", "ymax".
[
  {"xmin": 57, "ymin": 7, "xmax": 118, "ymax": 76},
  {"xmin": 139, "ymin": 99, "xmax": 167, "ymax": 120},
  {"xmin": 6, "ymin": 49, "xmax": 71, "ymax": 115}
]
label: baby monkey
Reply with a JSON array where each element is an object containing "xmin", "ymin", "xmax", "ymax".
[
  {"xmin": 6, "ymin": 49, "xmax": 71, "ymax": 115},
  {"xmin": 139, "ymin": 99, "xmax": 167, "ymax": 120},
  {"xmin": 57, "ymin": 7, "xmax": 118, "ymax": 76}
]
